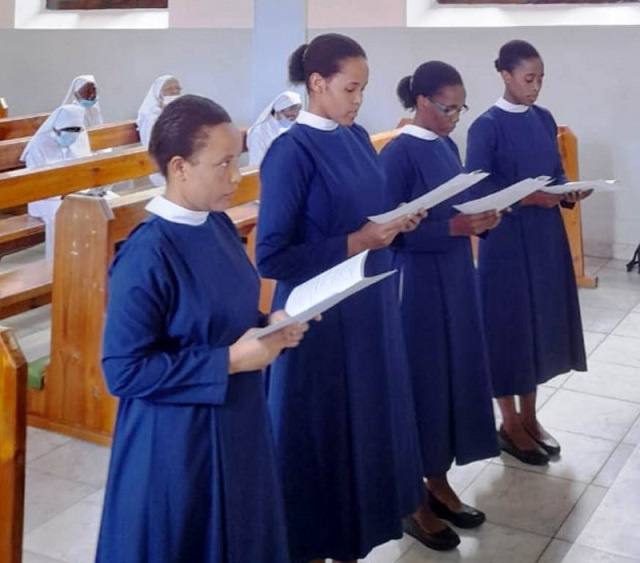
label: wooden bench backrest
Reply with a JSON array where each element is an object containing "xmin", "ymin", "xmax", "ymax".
[
  {"xmin": 0, "ymin": 327, "xmax": 27, "ymax": 563},
  {"xmin": 27, "ymin": 168, "xmax": 260, "ymax": 443},
  {"xmin": 0, "ymin": 127, "xmax": 249, "ymax": 208},
  {"xmin": 0, "ymin": 113, "xmax": 49, "ymax": 141},
  {"xmin": 0, "ymin": 120, "xmax": 140, "ymax": 173},
  {"xmin": 0, "ymin": 99, "xmax": 8, "ymax": 120}
]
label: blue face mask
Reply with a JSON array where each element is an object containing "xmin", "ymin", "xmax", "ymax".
[
  {"xmin": 56, "ymin": 131, "xmax": 80, "ymax": 148},
  {"xmin": 278, "ymin": 118, "xmax": 294, "ymax": 129},
  {"xmin": 79, "ymin": 98, "xmax": 97, "ymax": 108}
]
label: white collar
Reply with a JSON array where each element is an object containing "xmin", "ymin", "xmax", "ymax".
[
  {"xmin": 296, "ymin": 109, "xmax": 339, "ymax": 131},
  {"xmin": 399, "ymin": 124, "xmax": 439, "ymax": 141},
  {"xmin": 145, "ymin": 195, "xmax": 209, "ymax": 226},
  {"xmin": 495, "ymin": 97, "xmax": 530, "ymax": 114}
]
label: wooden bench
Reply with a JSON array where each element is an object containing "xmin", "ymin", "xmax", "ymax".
[
  {"xmin": 0, "ymin": 99, "xmax": 8, "ymax": 119},
  {"xmin": 24, "ymin": 168, "xmax": 260, "ymax": 444},
  {"xmin": 0, "ymin": 112, "xmax": 50, "ymax": 141},
  {"xmin": 0, "ymin": 119, "xmax": 140, "ymax": 174},
  {"xmin": 0, "ymin": 261, "xmax": 52, "ymax": 321},
  {"xmin": 0, "ymin": 326, "xmax": 27, "ymax": 563},
  {"xmin": 0, "ymin": 215, "xmax": 46, "ymax": 260}
]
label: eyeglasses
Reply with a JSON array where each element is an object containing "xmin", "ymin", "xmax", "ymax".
[{"xmin": 431, "ymin": 100, "xmax": 469, "ymax": 117}]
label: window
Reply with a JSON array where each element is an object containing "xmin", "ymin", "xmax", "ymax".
[{"xmin": 46, "ymin": 0, "xmax": 167, "ymax": 9}]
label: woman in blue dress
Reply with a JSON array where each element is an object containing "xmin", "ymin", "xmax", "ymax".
[
  {"xmin": 380, "ymin": 61, "xmax": 500, "ymax": 551},
  {"xmin": 96, "ymin": 95, "xmax": 308, "ymax": 563},
  {"xmin": 466, "ymin": 40, "xmax": 589, "ymax": 466},
  {"xmin": 256, "ymin": 33, "xmax": 427, "ymax": 562}
]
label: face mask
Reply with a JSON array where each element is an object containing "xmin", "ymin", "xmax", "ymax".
[
  {"xmin": 163, "ymin": 95, "xmax": 180, "ymax": 106},
  {"xmin": 278, "ymin": 118, "xmax": 294, "ymax": 129},
  {"xmin": 56, "ymin": 131, "xmax": 80, "ymax": 148},
  {"xmin": 79, "ymin": 98, "xmax": 97, "ymax": 108}
]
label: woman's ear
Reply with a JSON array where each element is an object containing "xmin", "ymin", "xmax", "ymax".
[
  {"xmin": 167, "ymin": 155, "xmax": 188, "ymax": 182},
  {"xmin": 308, "ymin": 72, "xmax": 326, "ymax": 95}
]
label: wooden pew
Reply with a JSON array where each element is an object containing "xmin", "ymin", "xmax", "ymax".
[
  {"xmin": 0, "ymin": 327, "xmax": 27, "ymax": 563},
  {"xmin": 0, "ymin": 120, "xmax": 140, "ymax": 174},
  {"xmin": 0, "ymin": 99, "xmax": 8, "ymax": 119},
  {"xmin": 0, "ymin": 112, "xmax": 49, "ymax": 141},
  {"xmin": 25, "ymin": 168, "xmax": 261, "ymax": 445},
  {"xmin": 558, "ymin": 126, "xmax": 597, "ymax": 288}
]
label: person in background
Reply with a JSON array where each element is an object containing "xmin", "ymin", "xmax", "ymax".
[
  {"xmin": 20, "ymin": 104, "xmax": 89, "ymax": 260},
  {"xmin": 247, "ymin": 90, "xmax": 302, "ymax": 165},
  {"xmin": 466, "ymin": 39, "xmax": 589, "ymax": 466},
  {"xmin": 96, "ymin": 94, "xmax": 308, "ymax": 563},
  {"xmin": 380, "ymin": 60, "xmax": 500, "ymax": 552},
  {"xmin": 137, "ymin": 75, "xmax": 182, "ymax": 147},
  {"xmin": 62, "ymin": 74, "xmax": 102, "ymax": 128}
]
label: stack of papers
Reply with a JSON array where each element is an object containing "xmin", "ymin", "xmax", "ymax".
[
  {"xmin": 453, "ymin": 176, "xmax": 553, "ymax": 214},
  {"xmin": 368, "ymin": 171, "xmax": 489, "ymax": 224},
  {"xmin": 247, "ymin": 250, "xmax": 396, "ymax": 340}
]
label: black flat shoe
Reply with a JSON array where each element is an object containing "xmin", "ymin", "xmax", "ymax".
[
  {"xmin": 498, "ymin": 427, "xmax": 550, "ymax": 466},
  {"xmin": 402, "ymin": 515, "xmax": 460, "ymax": 551},
  {"xmin": 532, "ymin": 433, "xmax": 561, "ymax": 457},
  {"xmin": 426, "ymin": 489, "xmax": 486, "ymax": 529}
]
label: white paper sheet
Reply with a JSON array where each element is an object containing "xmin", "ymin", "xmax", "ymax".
[
  {"xmin": 368, "ymin": 171, "xmax": 489, "ymax": 224},
  {"xmin": 247, "ymin": 250, "xmax": 396, "ymax": 340},
  {"xmin": 541, "ymin": 179, "xmax": 620, "ymax": 195},
  {"xmin": 453, "ymin": 176, "xmax": 552, "ymax": 214}
]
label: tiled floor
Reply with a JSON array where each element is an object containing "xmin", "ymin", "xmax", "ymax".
[{"xmin": 5, "ymin": 253, "xmax": 640, "ymax": 562}]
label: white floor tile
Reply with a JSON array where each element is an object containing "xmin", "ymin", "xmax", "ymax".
[
  {"xmin": 537, "ymin": 538, "xmax": 573, "ymax": 563},
  {"xmin": 579, "ymin": 286, "xmax": 640, "ymax": 313},
  {"xmin": 2, "ymin": 305, "xmax": 52, "ymax": 338},
  {"xmin": 24, "ymin": 498, "xmax": 101, "ymax": 563},
  {"xmin": 601, "ymin": 259, "xmax": 634, "ymax": 272},
  {"xmin": 461, "ymin": 464, "xmax": 586, "ymax": 537},
  {"xmin": 398, "ymin": 522, "xmax": 549, "ymax": 562},
  {"xmin": 540, "ymin": 371, "xmax": 572, "ymax": 389},
  {"xmin": 623, "ymin": 418, "xmax": 640, "ymax": 446},
  {"xmin": 537, "ymin": 389, "xmax": 640, "ymax": 441},
  {"xmin": 26, "ymin": 427, "xmax": 72, "ymax": 463},
  {"xmin": 591, "ymin": 268, "xmax": 640, "ymax": 292},
  {"xmin": 448, "ymin": 460, "xmax": 489, "ymax": 494},
  {"xmin": 580, "ymin": 306, "xmax": 629, "ymax": 334},
  {"xmin": 563, "ymin": 544, "xmax": 640, "ymax": 562},
  {"xmin": 591, "ymin": 334, "xmax": 640, "ymax": 368},
  {"xmin": 563, "ymin": 361, "xmax": 640, "ymax": 403},
  {"xmin": 556, "ymin": 485, "xmax": 608, "ymax": 542},
  {"xmin": 24, "ymin": 469, "xmax": 97, "ymax": 534},
  {"xmin": 613, "ymin": 313, "xmax": 640, "ymax": 339},
  {"xmin": 593, "ymin": 443, "xmax": 637, "ymax": 488},
  {"xmin": 584, "ymin": 331, "xmax": 607, "ymax": 356},
  {"xmin": 363, "ymin": 535, "xmax": 415, "ymax": 562},
  {"xmin": 494, "ymin": 429, "xmax": 617, "ymax": 484},
  {"xmin": 28, "ymin": 439, "xmax": 110, "ymax": 489},
  {"xmin": 576, "ymin": 446, "xmax": 640, "ymax": 559}
]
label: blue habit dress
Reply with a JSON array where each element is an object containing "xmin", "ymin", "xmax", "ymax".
[
  {"xmin": 95, "ymin": 197, "xmax": 289, "ymax": 563},
  {"xmin": 379, "ymin": 125, "xmax": 498, "ymax": 477},
  {"xmin": 466, "ymin": 98, "xmax": 587, "ymax": 397},
  {"xmin": 256, "ymin": 111, "xmax": 424, "ymax": 562}
]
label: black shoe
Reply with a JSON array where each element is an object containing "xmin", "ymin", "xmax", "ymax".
[
  {"xmin": 532, "ymin": 433, "xmax": 561, "ymax": 457},
  {"xmin": 402, "ymin": 515, "xmax": 460, "ymax": 551},
  {"xmin": 426, "ymin": 489, "xmax": 486, "ymax": 529},
  {"xmin": 498, "ymin": 427, "xmax": 550, "ymax": 466}
]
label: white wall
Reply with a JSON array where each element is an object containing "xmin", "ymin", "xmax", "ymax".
[
  {"xmin": 312, "ymin": 26, "xmax": 640, "ymax": 260},
  {"xmin": 0, "ymin": 29, "xmax": 253, "ymax": 126}
]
